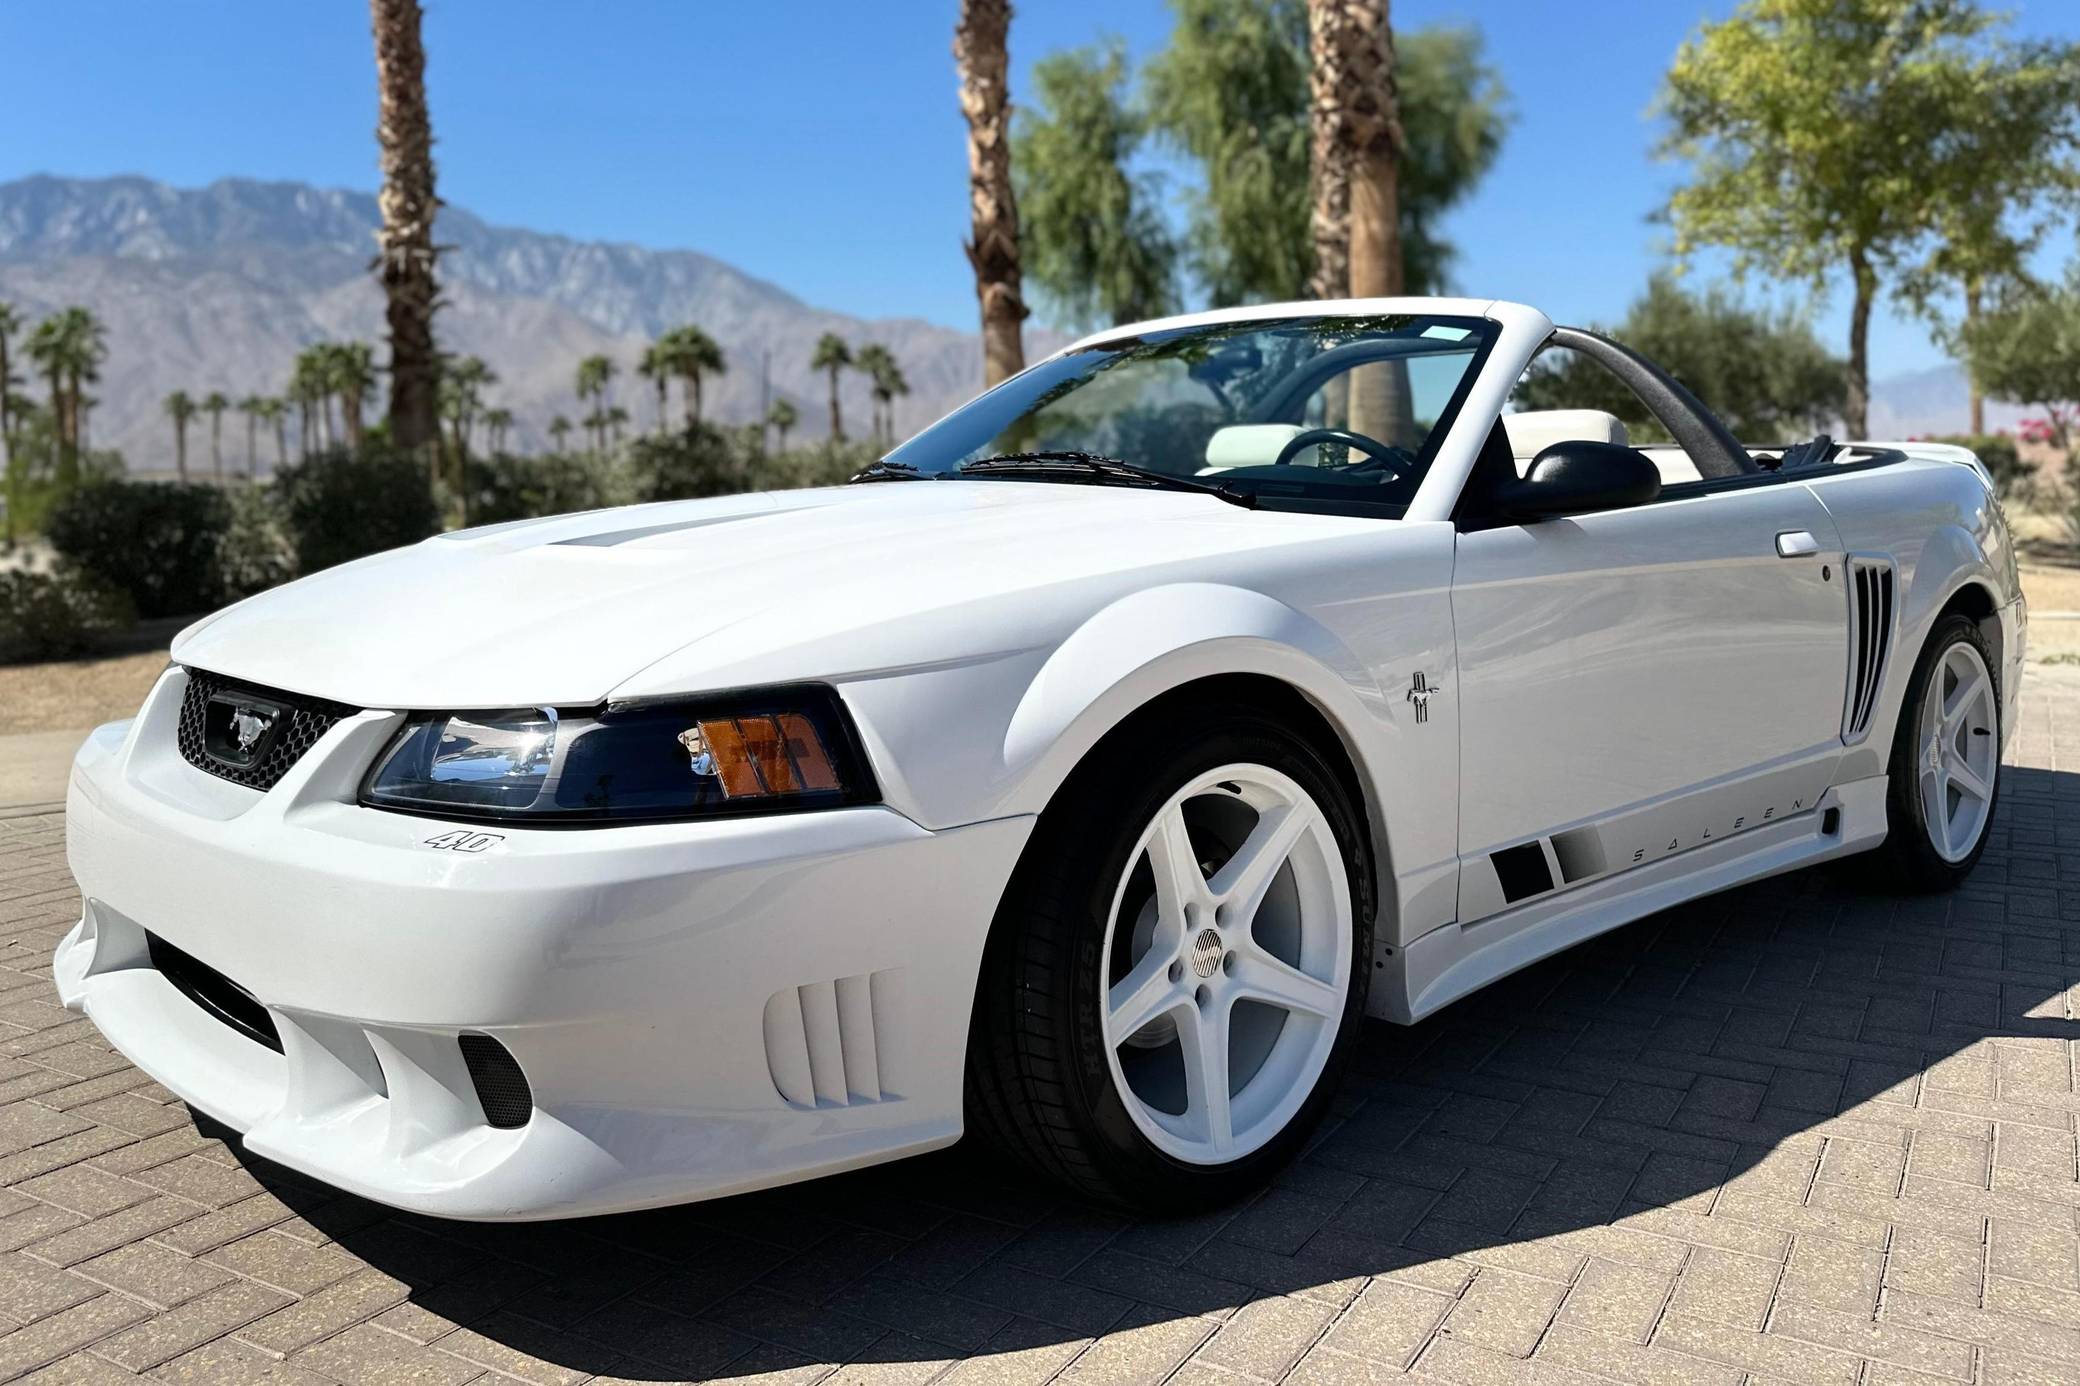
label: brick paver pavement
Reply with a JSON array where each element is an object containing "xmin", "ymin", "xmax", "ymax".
[{"xmin": 0, "ymin": 670, "xmax": 2075, "ymax": 1385}]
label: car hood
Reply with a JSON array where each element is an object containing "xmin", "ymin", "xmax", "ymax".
[{"xmin": 173, "ymin": 481, "xmax": 1379, "ymax": 709}]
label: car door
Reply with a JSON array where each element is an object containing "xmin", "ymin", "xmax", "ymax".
[{"xmin": 1450, "ymin": 481, "xmax": 1848, "ymax": 922}]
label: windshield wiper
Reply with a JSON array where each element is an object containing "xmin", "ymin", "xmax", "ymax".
[
  {"xmin": 957, "ymin": 451, "xmax": 1257, "ymax": 509},
  {"xmin": 849, "ymin": 459, "xmax": 931, "ymax": 482}
]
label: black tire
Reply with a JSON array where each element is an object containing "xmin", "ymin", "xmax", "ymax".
[
  {"xmin": 963, "ymin": 697, "xmax": 1373, "ymax": 1210},
  {"xmin": 1876, "ymin": 613, "xmax": 2001, "ymax": 892}
]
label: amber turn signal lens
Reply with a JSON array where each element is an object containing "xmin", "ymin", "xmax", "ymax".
[{"xmin": 694, "ymin": 714, "xmax": 844, "ymax": 798}]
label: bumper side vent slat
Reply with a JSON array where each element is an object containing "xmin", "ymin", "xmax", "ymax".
[
  {"xmin": 1842, "ymin": 557, "xmax": 1897, "ymax": 744},
  {"xmin": 146, "ymin": 931, "xmax": 282, "ymax": 1053},
  {"xmin": 458, "ymin": 1034, "xmax": 533, "ymax": 1129},
  {"xmin": 763, "ymin": 970, "xmax": 897, "ymax": 1109}
]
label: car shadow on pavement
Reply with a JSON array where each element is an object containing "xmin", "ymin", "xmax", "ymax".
[{"xmin": 217, "ymin": 763, "xmax": 2079, "ymax": 1382}]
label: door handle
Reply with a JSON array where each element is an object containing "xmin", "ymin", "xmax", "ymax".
[{"xmin": 1775, "ymin": 530, "xmax": 1820, "ymax": 558}]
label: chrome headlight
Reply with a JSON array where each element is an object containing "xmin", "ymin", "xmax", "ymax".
[{"xmin": 361, "ymin": 687, "xmax": 875, "ymax": 823}]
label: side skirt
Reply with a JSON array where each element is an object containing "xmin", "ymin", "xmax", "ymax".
[{"xmin": 1373, "ymin": 774, "xmax": 1887, "ymax": 1024}]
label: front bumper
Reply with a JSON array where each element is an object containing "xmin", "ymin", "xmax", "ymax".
[{"xmin": 58, "ymin": 669, "xmax": 1033, "ymax": 1220}]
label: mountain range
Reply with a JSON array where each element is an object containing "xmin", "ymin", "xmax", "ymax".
[
  {"xmin": 0, "ymin": 173, "xmax": 1999, "ymax": 474},
  {"xmin": 0, "ymin": 174, "xmax": 1011, "ymax": 468}
]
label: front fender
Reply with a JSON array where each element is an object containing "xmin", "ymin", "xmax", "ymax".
[{"xmin": 998, "ymin": 582, "xmax": 1395, "ymax": 825}]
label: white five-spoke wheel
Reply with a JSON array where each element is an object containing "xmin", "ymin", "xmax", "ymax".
[
  {"xmin": 1100, "ymin": 765, "xmax": 1352, "ymax": 1164},
  {"xmin": 1916, "ymin": 640, "xmax": 1998, "ymax": 863},
  {"xmin": 965, "ymin": 703, "xmax": 1369, "ymax": 1209},
  {"xmin": 1881, "ymin": 614, "xmax": 2001, "ymax": 891}
]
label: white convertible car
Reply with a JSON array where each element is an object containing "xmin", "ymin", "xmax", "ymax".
[{"xmin": 57, "ymin": 299, "xmax": 2023, "ymax": 1219}]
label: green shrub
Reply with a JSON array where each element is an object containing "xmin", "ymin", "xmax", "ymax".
[
  {"xmin": 276, "ymin": 445, "xmax": 440, "ymax": 573},
  {"xmin": 763, "ymin": 441, "xmax": 882, "ymax": 490},
  {"xmin": 1927, "ymin": 433, "xmax": 2031, "ymax": 502},
  {"xmin": 462, "ymin": 452, "xmax": 616, "ymax": 525},
  {"xmin": 45, "ymin": 481, "xmax": 231, "ymax": 618},
  {"xmin": 218, "ymin": 485, "xmax": 295, "ymax": 599},
  {"xmin": 623, "ymin": 424, "xmax": 755, "ymax": 503},
  {"xmin": 0, "ymin": 566, "xmax": 134, "ymax": 663}
]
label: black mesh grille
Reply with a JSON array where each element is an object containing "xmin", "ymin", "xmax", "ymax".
[
  {"xmin": 459, "ymin": 1034, "xmax": 533, "ymax": 1129},
  {"xmin": 176, "ymin": 668, "xmax": 360, "ymax": 791}
]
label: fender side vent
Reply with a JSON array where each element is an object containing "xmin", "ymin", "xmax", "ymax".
[
  {"xmin": 1843, "ymin": 558, "xmax": 1896, "ymax": 743},
  {"xmin": 763, "ymin": 971, "xmax": 899, "ymax": 1109}
]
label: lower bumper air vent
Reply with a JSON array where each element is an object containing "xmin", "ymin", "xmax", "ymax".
[
  {"xmin": 147, "ymin": 932, "xmax": 282, "ymax": 1053},
  {"xmin": 763, "ymin": 971, "xmax": 900, "ymax": 1109},
  {"xmin": 458, "ymin": 1034, "xmax": 533, "ymax": 1129}
]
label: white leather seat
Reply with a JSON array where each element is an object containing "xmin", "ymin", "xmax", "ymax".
[
  {"xmin": 1502, "ymin": 409, "xmax": 1629, "ymax": 460},
  {"xmin": 1503, "ymin": 409, "xmax": 1704, "ymax": 486}
]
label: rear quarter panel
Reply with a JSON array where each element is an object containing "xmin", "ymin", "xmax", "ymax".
[{"xmin": 1802, "ymin": 457, "xmax": 2023, "ymax": 779}]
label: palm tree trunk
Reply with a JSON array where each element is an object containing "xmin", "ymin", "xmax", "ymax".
[
  {"xmin": 344, "ymin": 387, "xmax": 365, "ymax": 448},
  {"xmin": 211, "ymin": 415, "xmax": 224, "ymax": 481},
  {"xmin": 274, "ymin": 415, "xmax": 287, "ymax": 471},
  {"xmin": 955, "ymin": 0, "xmax": 1027, "ymax": 387},
  {"xmin": 246, "ymin": 415, "xmax": 257, "ymax": 475},
  {"xmin": 174, "ymin": 422, "xmax": 188, "ymax": 483},
  {"xmin": 655, "ymin": 376, "xmax": 669, "ymax": 436},
  {"xmin": 1306, "ymin": 0, "xmax": 1353, "ymax": 302},
  {"xmin": 1327, "ymin": 0, "xmax": 1412, "ymax": 446},
  {"xmin": 1845, "ymin": 245, "xmax": 1874, "ymax": 439},
  {"xmin": 827, "ymin": 367, "xmax": 844, "ymax": 442},
  {"xmin": 371, "ymin": 0, "xmax": 442, "ymax": 460}
]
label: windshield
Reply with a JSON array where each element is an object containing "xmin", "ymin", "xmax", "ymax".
[{"xmin": 884, "ymin": 313, "xmax": 1498, "ymax": 517}]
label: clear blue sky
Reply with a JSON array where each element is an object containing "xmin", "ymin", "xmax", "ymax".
[{"xmin": 3, "ymin": 1, "xmax": 2073, "ymax": 379}]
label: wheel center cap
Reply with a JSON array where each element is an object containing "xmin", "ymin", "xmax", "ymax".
[{"xmin": 1191, "ymin": 929, "xmax": 1224, "ymax": 979}]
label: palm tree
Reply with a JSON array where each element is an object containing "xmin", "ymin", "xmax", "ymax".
[
  {"xmin": 237, "ymin": 396, "xmax": 266, "ymax": 477},
  {"xmin": 1306, "ymin": 0, "xmax": 1405, "ymax": 441},
  {"xmin": 483, "ymin": 407, "xmax": 513, "ymax": 454},
  {"xmin": 574, "ymin": 354, "xmax": 616, "ymax": 454},
  {"xmin": 877, "ymin": 357, "xmax": 910, "ymax": 444},
  {"xmin": 855, "ymin": 344, "xmax": 909, "ymax": 444},
  {"xmin": 0, "ymin": 303, "xmax": 19, "ymax": 488},
  {"xmin": 767, "ymin": 398, "xmax": 798, "ymax": 453},
  {"xmin": 163, "ymin": 391, "xmax": 197, "ymax": 481},
  {"xmin": 854, "ymin": 344, "xmax": 892, "ymax": 442},
  {"xmin": 638, "ymin": 339, "xmax": 676, "ymax": 436},
  {"xmin": 25, "ymin": 309, "xmax": 108, "ymax": 485},
  {"xmin": 955, "ymin": 0, "xmax": 1028, "ymax": 386},
  {"xmin": 24, "ymin": 319, "xmax": 66, "ymax": 467},
  {"xmin": 548, "ymin": 415, "xmax": 574, "ymax": 452},
  {"xmin": 370, "ymin": 0, "xmax": 442, "ymax": 460},
  {"xmin": 258, "ymin": 397, "xmax": 288, "ymax": 471},
  {"xmin": 442, "ymin": 354, "xmax": 496, "ymax": 460},
  {"xmin": 330, "ymin": 341, "xmax": 377, "ymax": 448},
  {"xmin": 810, "ymin": 333, "xmax": 852, "ymax": 442},
  {"xmin": 667, "ymin": 326, "xmax": 725, "ymax": 429},
  {"xmin": 202, "ymin": 392, "xmax": 230, "ymax": 481},
  {"xmin": 605, "ymin": 404, "xmax": 630, "ymax": 449},
  {"xmin": 288, "ymin": 349, "xmax": 331, "ymax": 456}
]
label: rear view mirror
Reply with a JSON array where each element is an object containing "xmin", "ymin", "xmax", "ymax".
[{"xmin": 1497, "ymin": 440, "xmax": 1661, "ymax": 520}]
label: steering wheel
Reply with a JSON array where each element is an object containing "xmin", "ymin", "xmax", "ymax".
[{"xmin": 1272, "ymin": 427, "xmax": 1413, "ymax": 477}]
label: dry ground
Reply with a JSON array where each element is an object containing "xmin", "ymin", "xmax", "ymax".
[{"xmin": 0, "ymin": 652, "xmax": 169, "ymax": 737}]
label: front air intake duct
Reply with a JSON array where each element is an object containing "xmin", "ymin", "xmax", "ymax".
[{"xmin": 458, "ymin": 1034, "xmax": 533, "ymax": 1129}]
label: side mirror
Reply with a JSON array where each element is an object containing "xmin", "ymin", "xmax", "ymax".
[{"xmin": 1496, "ymin": 440, "xmax": 1662, "ymax": 520}]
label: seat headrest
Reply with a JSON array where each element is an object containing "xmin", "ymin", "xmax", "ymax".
[
  {"xmin": 1202, "ymin": 423, "xmax": 1305, "ymax": 472},
  {"xmin": 1503, "ymin": 409, "xmax": 1629, "ymax": 460}
]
